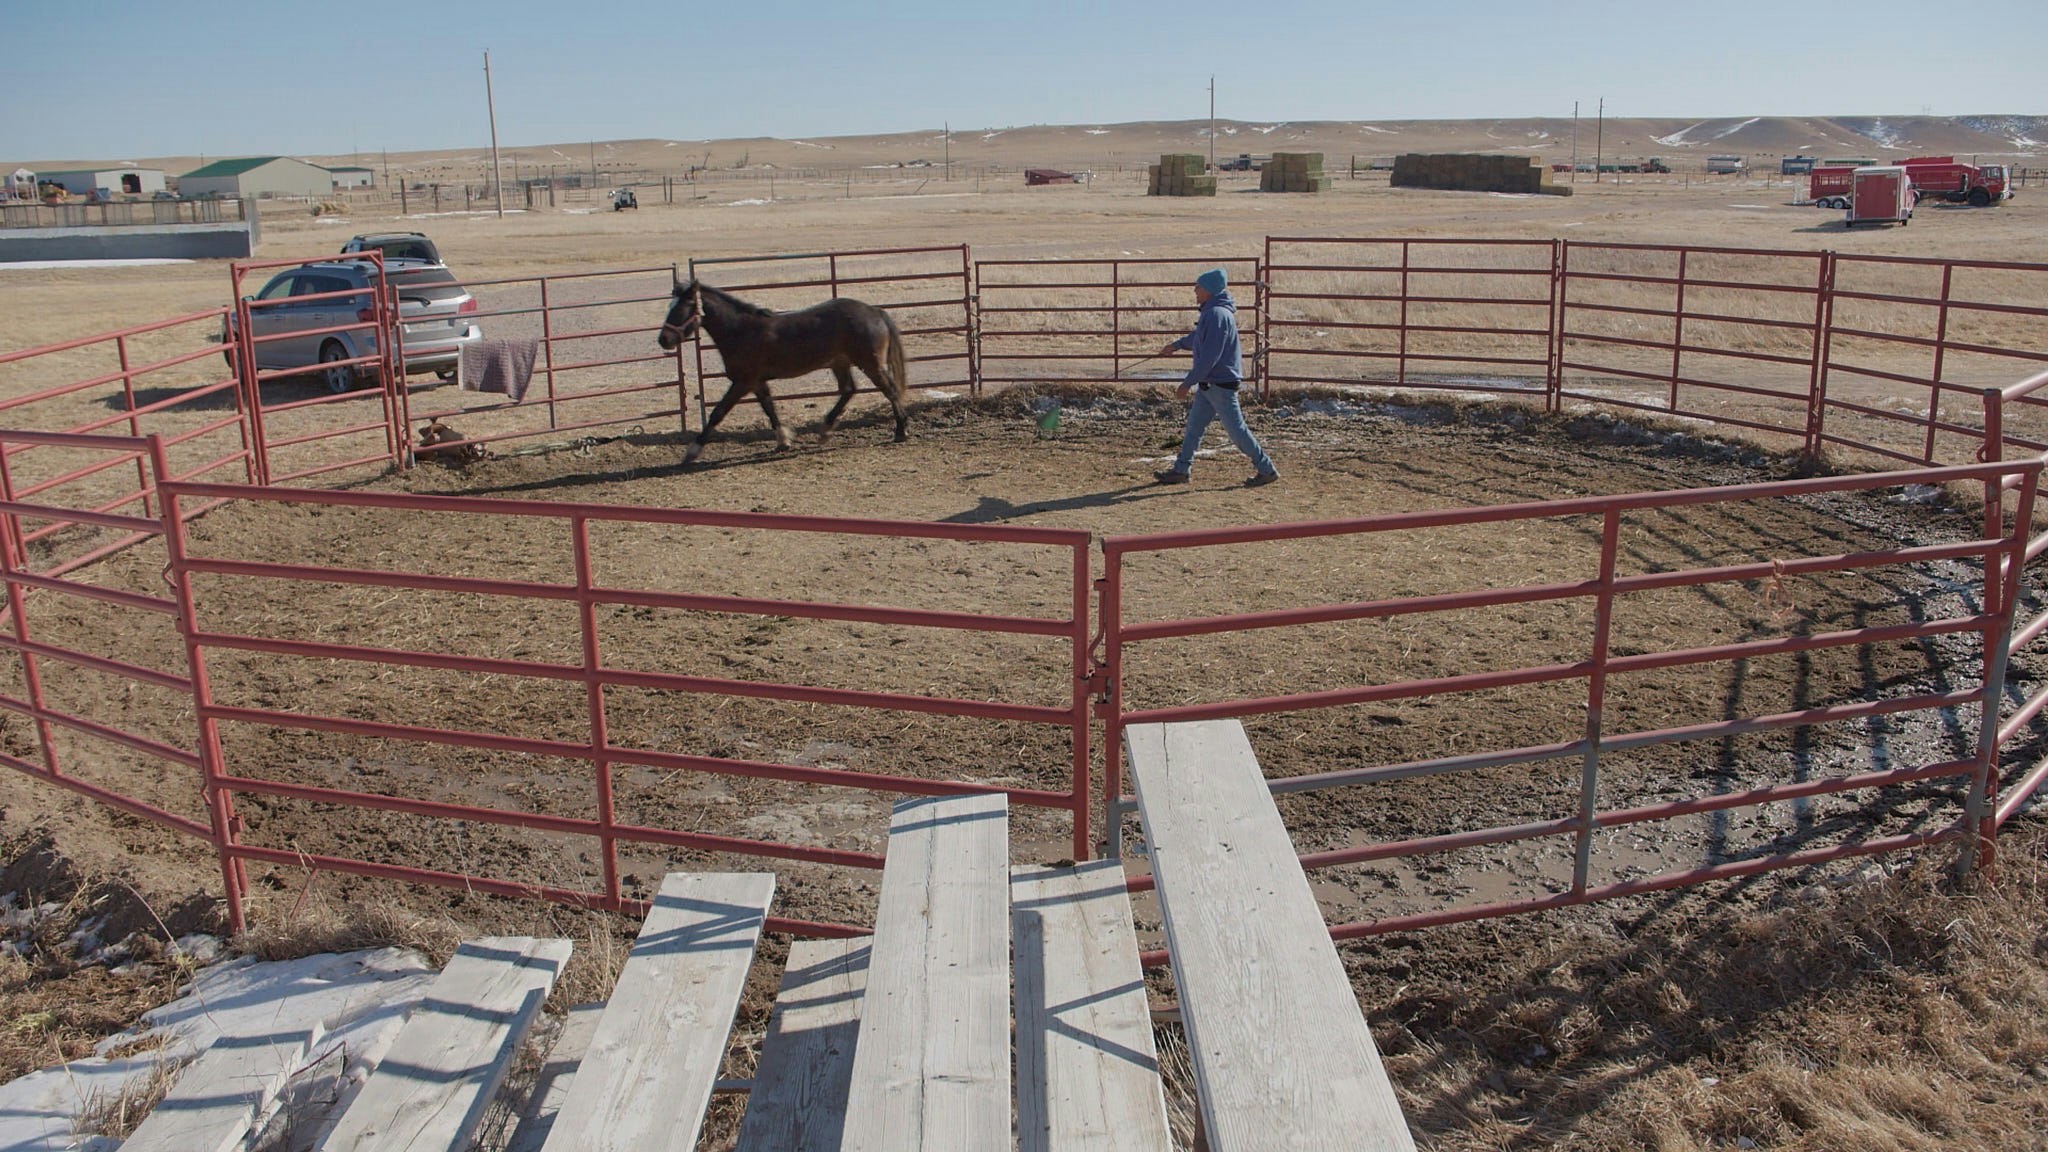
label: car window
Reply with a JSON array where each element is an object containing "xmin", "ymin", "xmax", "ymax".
[
  {"xmin": 295, "ymin": 274, "xmax": 353, "ymax": 299},
  {"xmin": 255, "ymin": 274, "xmax": 301, "ymax": 301}
]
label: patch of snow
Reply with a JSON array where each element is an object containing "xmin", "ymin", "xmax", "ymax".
[
  {"xmin": 1654, "ymin": 122, "xmax": 1707, "ymax": 147},
  {"xmin": 314, "ymin": 217, "xmax": 351, "ymax": 225},
  {"xmin": 0, "ymin": 948, "xmax": 434, "ymax": 1152},
  {"xmin": 786, "ymin": 140, "xmax": 833, "ymax": 150},
  {"xmin": 981, "ymin": 130, "xmax": 1007, "ymax": 140},
  {"xmin": 924, "ymin": 389, "xmax": 960, "ymax": 399},
  {"xmin": 1361, "ymin": 125, "xmax": 1396, "ymax": 134},
  {"xmin": 724, "ymin": 198, "xmax": 772, "ymax": 206},
  {"xmin": 1085, "ymin": 128, "xmax": 1110, "ymax": 135},
  {"xmin": 1719, "ymin": 117, "xmax": 1760, "ymax": 138},
  {"xmin": 1252, "ymin": 125, "xmax": 1284, "ymax": 135},
  {"xmin": 0, "ymin": 258, "xmax": 194, "ymax": 269},
  {"xmin": 1222, "ymin": 127, "xmax": 1238, "ymax": 135}
]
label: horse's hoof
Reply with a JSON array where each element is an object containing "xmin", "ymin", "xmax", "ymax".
[
  {"xmin": 893, "ymin": 431, "xmax": 908, "ymax": 443},
  {"xmin": 773, "ymin": 428, "xmax": 794, "ymax": 450}
]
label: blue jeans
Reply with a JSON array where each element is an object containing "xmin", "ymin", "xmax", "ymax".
[{"xmin": 1173, "ymin": 385, "xmax": 1276, "ymax": 476}]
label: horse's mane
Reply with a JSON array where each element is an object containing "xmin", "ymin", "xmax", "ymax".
[{"xmin": 694, "ymin": 281, "xmax": 775, "ymax": 318}]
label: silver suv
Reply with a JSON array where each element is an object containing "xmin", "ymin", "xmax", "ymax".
[{"xmin": 228, "ymin": 260, "xmax": 482, "ymax": 392}]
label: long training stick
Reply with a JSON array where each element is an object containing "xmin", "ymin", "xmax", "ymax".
[{"xmin": 1114, "ymin": 350, "xmax": 1174, "ymax": 378}]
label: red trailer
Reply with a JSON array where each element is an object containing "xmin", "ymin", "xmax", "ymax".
[{"xmin": 1846, "ymin": 166, "xmax": 1914, "ymax": 227}]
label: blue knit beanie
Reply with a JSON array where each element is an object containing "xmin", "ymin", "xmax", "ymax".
[{"xmin": 1196, "ymin": 268, "xmax": 1227, "ymax": 295}]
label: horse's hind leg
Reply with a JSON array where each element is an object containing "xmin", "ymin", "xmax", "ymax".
[
  {"xmin": 817, "ymin": 363, "xmax": 858, "ymax": 445},
  {"xmin": 686, "ymin": 377, "xmax": 751, "ymax": 465},
  {"xmin": 752, "ymin": 385, "xmax": 792, "ymax": 449},
  {"xmin": 858, "ymin": 352, "xmax": 908, "ymax": 443}
]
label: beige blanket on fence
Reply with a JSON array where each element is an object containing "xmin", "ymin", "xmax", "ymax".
[{"xmin": 459, "ymin": 338, "xmax": 539, "ymax": 403}]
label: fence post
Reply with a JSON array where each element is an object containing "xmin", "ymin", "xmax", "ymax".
[
  {"xmin": 1924, "ymin": 263, "xmax": 1957, "ymax": 464},
  {"xmin": 1096, "ymin": 548, "xmax": 1126, "ymax": 860},
  {"xmin": 1548, "ymin": 239, "xmax": 1566, "ymax": 412},
  {"xmin": 571, "ymin": 515, "xmax": 624, "ymax": 911},
  {"xmin": 1961, "ymin": 462, "xmax": 2036, "ymax": 882},
  {"xmin": 148, "ymin": 434, "xmax": 249, "ymax": 934},
  {"xmin": 539, "ymin": 276, "xmax": 559, "ymax": 429},
  {"xmin": 1573, "ymin": 509, "xmax": 1624, "ymax": 894},
  {"xmin": 1068, "ymin": 542, "xmax": 1093, "ymax": 862},
  {"xmin": 1803, "ymin": 251, "xmax": 1837, "ymax": 463},
  {"xmin": 0, "ymin": 453, "xmax": 63, "ymax": 780}
]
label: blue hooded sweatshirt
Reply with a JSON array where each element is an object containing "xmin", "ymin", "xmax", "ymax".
[{"xmin": 1170, "ymin": 289, "xmax": 1241, "ymax": 389}]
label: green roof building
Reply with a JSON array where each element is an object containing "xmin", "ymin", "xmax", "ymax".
[{"xmin": 180, "ymin": 156, "xmax": 335, "ymax": 199}]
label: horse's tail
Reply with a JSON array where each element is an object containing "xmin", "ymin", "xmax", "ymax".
[{"xmin": 883, "ymin": 311, "xmax": 909, "ymax": 403}]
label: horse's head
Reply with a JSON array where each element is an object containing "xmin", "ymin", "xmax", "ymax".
[{"xmin": 658, "ymin": 279, "xmax": 702, "ymax": 351}]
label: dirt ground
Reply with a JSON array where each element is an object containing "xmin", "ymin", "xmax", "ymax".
[{"xmin": 6, "ymin": 166, "xmax": 2048, "ymax": 1150}]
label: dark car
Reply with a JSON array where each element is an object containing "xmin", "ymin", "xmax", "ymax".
[{"xmin": 340, "ymin": 231, "xmax": 444, "ymax": 266}]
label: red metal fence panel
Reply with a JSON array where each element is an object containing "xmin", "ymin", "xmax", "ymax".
[
  {"xmin": 1263, "ymin": 237, "xmax": 1557, "ymax": 401},
  {"xmin": 1556, "ymin": 243, "xmax": 1828, "ymax": 450},
  {"xmin": 1819, "ymin": 254, "xmax": 2048, "ymax": 465},
  {"xmin": 973, "ymin": 256, "xmax": 1263, "ymax": 391},
  {"xmin": 155, "ymin": 476, "xmax": 1092, "ymax": 936},
  {"xmin": 0, "ymin": 309, "xmax": 255, "ymax": 572},
  {"xmin": 1100, "ymin": 458, "xmax": 2041, "ymax": 947}
]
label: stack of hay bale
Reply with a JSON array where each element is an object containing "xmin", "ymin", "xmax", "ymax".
[
  {"xmin": 1148, "ymin": 154, "xmax": 1216, "ymax": 197},
  {"xmin": 1261, "ymin": 153, "xmax": 1331, "ymax": 193},
  {"xmin": 1391, "ymin": 154, "xmax": 1573, "ymax": 196}
]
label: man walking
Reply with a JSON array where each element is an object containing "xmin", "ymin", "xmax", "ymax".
[{"xmin": 1153, "ymin": 268, "xmax": 1279, "ymax": 487}]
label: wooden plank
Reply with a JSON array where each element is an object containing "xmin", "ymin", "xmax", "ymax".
[
  {"xmin": 504, "ymin": 1002, "xmax": 606, "ymax": 1152},
  {"xmin": 840, "ymin": 793, "xmax": 1010, "ymax": 1151},
  {"xmin": 1013, "ymin": 861, "xmax": 1173, "ymax": 1152},
  {"xmin": 1125, "ymin": 720, "xmax": 1416, "ymax": 1152},
  {"xmin": 730, "ymin": 938, "xmax": 870, "ymax": 1152},
  {"xmin": 319, "ymin": 935, "xmax": 572, "ymax": 1152},
  {"xmin": 538, "ymin": 872, "xmax": 774, "ymax": 1152},
  {"xmin": 121, "ymin": 1023, "xmax": 324, "ymax": 1152}
]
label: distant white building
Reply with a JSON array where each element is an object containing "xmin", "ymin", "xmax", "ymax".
[
  {"xmin": 180, "ymin": 156, "xmax": 333, "ymax": 199},
  {"xmin": 328, "ymin": 166, "xmax": 375, "ymax": 190},
  {"xmin": 33, "ymin": 167, "xmax": 168, "ymax": 198}
]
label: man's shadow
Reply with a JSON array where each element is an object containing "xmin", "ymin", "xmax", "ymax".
[{"xmin": 942, "ymin": 483, "xmax": 1173, "ymax": 524}]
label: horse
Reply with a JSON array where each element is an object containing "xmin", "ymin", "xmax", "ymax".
[{"xmin": 656, "ymin": 278, "xmax": 910, "ymax": 465}]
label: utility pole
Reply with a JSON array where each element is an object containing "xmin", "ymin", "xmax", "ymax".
[
  {"xmin": 590, "ymin": 140, "xmax": 597, "ymax": 186},
  {"xmin": 1571, "ymin": 101, "xmax": 1579, "ymax": 185},
  {"xmin": 945, "ymin": 121, "xmax": 951, "ymax": 181},
  {"xmin": 1208, "ymin": 75, "xmax": 1216, "ymax": 173},
  {"xmin": 484, "ymin": 50, "xmax": 505, "ymax": 219},
  {"xmin": 1595, "ymin": 97, "xmax": 1604, "ymax": 186}
]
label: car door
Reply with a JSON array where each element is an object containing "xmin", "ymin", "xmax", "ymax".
[
  {"xmin": 297, "ymin": 273, "xmax": 365, "ymax": 365},
  {"xmin": 246, "ymin": 273, "xmax": 308, "ymax": 370}
]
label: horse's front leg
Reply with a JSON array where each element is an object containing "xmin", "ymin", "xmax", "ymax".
[
  {"xmin": 752, "ymin": 384, "xmax": 793, "ymax": 449},
  {"xmin": 686, "ymin": 377, "xmax": 752, "ymax": 465}
]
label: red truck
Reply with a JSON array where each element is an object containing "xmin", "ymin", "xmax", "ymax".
[{"xmin": 1809, "ymin": 156, "xmax": 2011, "ymax": 209}]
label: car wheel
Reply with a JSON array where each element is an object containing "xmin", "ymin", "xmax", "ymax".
[
  {"xmin": 1969, "ymin": 188, "xmax": 1991, "ymax": 207},
  {"xmin": 319, "ymin": 341, "xmax": 355, "ymax": 394},
  {"xmin": 435, "ymin": 367, "xmax": 457, "ymax": 382}
]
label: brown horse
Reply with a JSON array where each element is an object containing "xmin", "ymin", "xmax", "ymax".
[{"xmin": 657, "ymin": 278, "xmax": 910, "ymax": 464}]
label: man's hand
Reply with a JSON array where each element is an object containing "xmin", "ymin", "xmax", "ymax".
[
  {"xmin": 1159, "ymin": 340, "xmax": 1180, "ymax": 356},
  {"xmin": 1174, "ymin": 382, "xmax": 1192, "ymax": 400}
]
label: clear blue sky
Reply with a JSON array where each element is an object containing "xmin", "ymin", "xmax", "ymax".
[{"xmin": 7, "ymin": 0, "xmax": 2041, "ymax": 161}]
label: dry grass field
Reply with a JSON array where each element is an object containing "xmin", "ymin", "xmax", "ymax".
[{"xmin": 5, "ymin": 135, "xmax": 2048, "ymax": 1150}]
